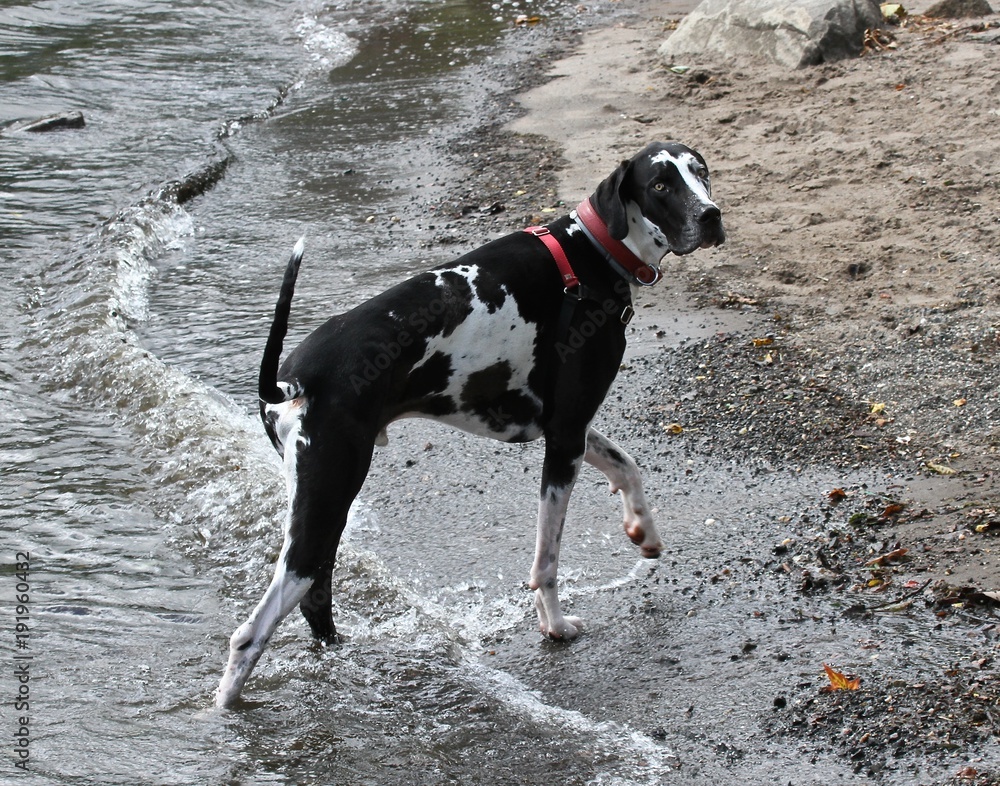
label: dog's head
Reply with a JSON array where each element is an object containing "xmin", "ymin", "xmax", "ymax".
[{"xmin": 592, "ymin": 141, "xmax": 726, "ymax": 260}]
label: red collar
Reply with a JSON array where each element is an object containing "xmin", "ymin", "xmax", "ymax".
[{"xmin": 574, "ymin": 197, "xmax": 660, "ymax": 285}]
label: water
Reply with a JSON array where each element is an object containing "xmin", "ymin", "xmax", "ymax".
[{"xmin": 3, "ymin": 1, "xmax": 995, "ymax": 784}]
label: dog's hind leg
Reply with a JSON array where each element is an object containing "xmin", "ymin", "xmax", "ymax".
[
  {"xmin": 530, "ymin": 432, "xmax": 586, "ymax": 640},
  {"xmin": 216, "ymin": 420, "xmax": 373, "ymax": 708},
  {"xmin": 298, "ymin": 560, "xmax": 337, "ymax": 643},
  {"xmin": 584, "ymin": 428, "xmax": 663, "ymax": 557},
  {"xmin": 216, "ymin": 545, "xmax": 313, "ymax": 708}
]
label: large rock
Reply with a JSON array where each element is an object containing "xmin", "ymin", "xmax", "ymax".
[
  {"xmin": 924, "ymin": 0, "xmax": 994, "ymax": 18},
  {"xmin": 658, "ymin": 0, "xmax": 883, "ymax": 68}
]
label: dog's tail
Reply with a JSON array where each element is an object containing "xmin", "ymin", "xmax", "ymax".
[{"xmin": 258, "ymin": 237, "xmax": 305, "ymax": 406}]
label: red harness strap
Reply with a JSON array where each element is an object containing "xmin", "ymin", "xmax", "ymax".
[{"xmin": 523, "ymin": 226, "xmax": 579, "ymax": 291}]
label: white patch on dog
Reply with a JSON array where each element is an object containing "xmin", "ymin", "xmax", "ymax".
[
  {"xmin": 623, "ymin": 200, "xmax": 670, "ymax": 263},
  {"xmin": 216, "ymin": 556, "xmax": 313, "ymax": 708},
  {"xmin": 650, "ymin": 149, "xmax": 716, "ymax": 208},
  {"xmin": 401, "ymin": 265, "xmax": 543, "ymax": 440}
]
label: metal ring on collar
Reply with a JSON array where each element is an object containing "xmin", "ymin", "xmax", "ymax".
[{"xmin": 634, "ymin": 265, "xmax": 660, "ymax": 286}]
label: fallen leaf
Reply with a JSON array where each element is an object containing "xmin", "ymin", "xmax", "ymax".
[
  {"xmin": 880, "ymin": 3, "xmax": 906, "ymax": 20},
  {"xmin": 870, "ymin": 402, "xmax": 886, "ymax": 415},
  {"xmin": 822, "ymin": 663, "xmax": 861, "ymax": 692},
  {"xmin": 866, "ymin": 547, "xmax": 909, "ymax": 567},
  {"xmin": 881, "ymin": 503, "xmax": 905, "ymax": 518},
  {"xmin": 752, "ymin": 337, "xmax": 774, "ymax": 347},
  {"xmin": 514, "ymin": 14, "xmax": 542, "ymax": 25},
  {"xmin": 828, "ymin": 487, "xmax": 848, "ymax": 502},
  {"xmin": 953, "ymin": 398, "xmax": 967, "ymax": 407},
  {"xmin": 663, "ymin": 422, "xmax": 684, "ymax": 435},
  {"xmin": 926, "ymin": 461, "xmax": 957, "ymax": 475}
]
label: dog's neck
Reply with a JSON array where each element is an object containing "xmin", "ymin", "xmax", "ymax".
[{"xmin": 572, "ymin": 197, "xmax": 661, "ymax": 287}]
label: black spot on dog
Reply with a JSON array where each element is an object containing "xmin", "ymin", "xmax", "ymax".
[
  {"xmin": 436, "ymin": 271, "xmax": 475, "ymax": 338},
  {"xmin": 416, "ymin": 395, "xmax": 458, "ymax": 418},
  {"xmin": 460, "ymin": 361, "xmax": 540, "ymax": 434},
  {"xmin": 461, "ymin": 361, "xmax": 514, "ymax": 409},
  {"xmin": 405, "ymin": 351, "xmax": 453, "ymax": 399},
  {"xmin": 472, "ymin": 271, "xmax": 508, "ymax": 314},
  {"xmin": 603, "ymin": 446, "xmax": 625, "ymax": 466}
]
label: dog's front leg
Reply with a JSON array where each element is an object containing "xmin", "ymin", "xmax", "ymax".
[
  {"xmin": 530, "ymin": 435, "xmax": 585, "ymax": 640},
  {"xmin": 584, "ymin": 428, "xmax": 663, "ymax": 557}
]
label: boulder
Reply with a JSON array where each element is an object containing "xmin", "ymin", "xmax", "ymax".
[
  {"xmin": 658, "ymin": 0, "xmax": 883, "ymax": 68},
  {"xmin": 924, "ymin": 0, "xmax": 994, "ymax": 18}
]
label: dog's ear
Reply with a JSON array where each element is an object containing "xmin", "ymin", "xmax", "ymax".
[{"xmin": 593, "ymin": 159, "xmax": 634, "ymax": 240}]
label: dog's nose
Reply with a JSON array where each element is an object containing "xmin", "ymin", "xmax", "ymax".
[{"xmin": 698, "ymin": 205, "xmax": 722, "ymax": 224}]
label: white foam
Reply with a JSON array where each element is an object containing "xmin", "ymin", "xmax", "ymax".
[
  {"xmin": 463, "ymin": 660, "xmax": 680, "ymax": 784},
  {"xmin": 295, "ymin": 14, "xmax": 359, "ymax": 72}
]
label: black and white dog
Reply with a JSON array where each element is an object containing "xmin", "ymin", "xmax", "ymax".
[{"xmin": 216, "ymin": 141, "xmax": 724, "ymax": 707}]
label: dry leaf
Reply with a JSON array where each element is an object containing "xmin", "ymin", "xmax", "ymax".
[
  {"xmin": 881, "ymin": 503, "xmax": 905, "ymax": 518},
  {"xmin": 514, "ymin": 14, "xmax": 542, "ymax": 25},
  {"xmin": 822, "ymin": 663, "xmax": 861, "ymax": 692},
  {"xmin": 870, "ymin": 402, "xmax": 886, "ymax": 415},
  {"xmin": 828, "ymin": 487, "xmax": 848, "ymax": 502},
  {"xmin": 663, "ymin": 422, "xmax": 684, "ymax": 435},
  {"xmin": 926, "ymin": 462, "xmax": 957, "ymax": 476},
  {"xmin": 953, "ymin": 398, "xmax": 967, "ymax": 407},
  {"xmin": 880, "ymin": 3, "xmax": 906, "ymax": 20},
  {"xmin": 752, "ymin": 337, "xmax": 774, "ymax": 347},
  {"xmin": 866, "ymin": 547, "xmax": 909, "ymax": 567}
]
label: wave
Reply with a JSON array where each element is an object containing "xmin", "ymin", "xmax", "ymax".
[{"xmin": 295, "ymin": 12, "xmax": 360, "ymax": 72}]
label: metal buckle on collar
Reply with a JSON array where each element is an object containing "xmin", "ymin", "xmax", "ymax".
[
  {"xmin": 620, "ymin": 305, "xmax": 635, "ymax": 325},
  {"xmin": 635, "ymin": 265, "xmax": 661, "ymax": 286}
]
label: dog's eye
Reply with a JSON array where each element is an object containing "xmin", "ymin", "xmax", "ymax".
[{"xmin": 653, "ymin": 182, "xmax": 666, "ymax": 192}]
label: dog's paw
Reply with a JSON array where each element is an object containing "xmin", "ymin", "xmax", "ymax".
[
  {"xmin": 542, "ymin": 615, "xmax": 584, "ymax": 641},
  {"xmin": 625, "ymin": 522, "xmax": 663, "ymax": 558}
]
